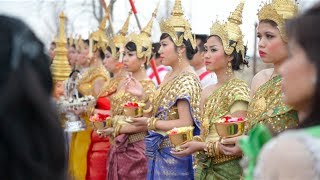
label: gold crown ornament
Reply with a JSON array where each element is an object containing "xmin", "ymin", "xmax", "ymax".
[
  {"xmin": 90, "ymin": 14, "xmax": 109, "ymax": 53},
  {"xmin": 106, "ymin": 36, "xmax": 119, "ymax": 59},
  {"xmin": 210, "ymin": 0, "xmax": 245, "ymax": 58},
  {"xmin": 68, "ymin": 34, "xmax": 74, "ymax": 47},
  {"xmin": 113, "ymin": 12, "xmax": 132, "ymax": 48},
  {"xmin": 258, "ymin": 0, "xmax": 298, "ymax": 42},
  {"xmin": 51, "ymin": 12, "xmax": 71, "ymax": 82},
  {"xmin": 75, "ymin": 35, "xmax": 85, "ymax": 52},
  {"xmin": 159, "ymin": 0, "xmax": 196, "ymax": 49},
  {"xmin": 126, "ymin": 5, "xmax": 158, "ymax": 60}
]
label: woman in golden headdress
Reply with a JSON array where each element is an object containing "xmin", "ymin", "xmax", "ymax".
[
  {"xmin": 219, "ymin": 0, "xmax": 299, "ymax": 158},
  {"xmin": 100, "ymin": 10, "xmax": 156, "ymax": 180},
  {"xmin": 128, "ymin": 0, "xmax": 201, "ymax": 179},
  {"xmin": 68, "ymin": 14, "xmax": 111, "ymax": 180},
  {"xmin": 172, "ymin": 1, "xmax": 250, "ymax": 179},
  {"xmin": 254, "ymin": 4, "xmax": 320, "ymax": 179},
  {"xmin": 100, "ymin": 12, "xmax": 132, "ymax": 99}
]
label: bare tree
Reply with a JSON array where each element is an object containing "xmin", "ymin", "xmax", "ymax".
[
  {"xmin": 92, "ymin": 0, "xmax": 103, "ymax": 22},
  {"xmin": 38, "ymin": 0, "xmax": 66, "ymax": 41}
]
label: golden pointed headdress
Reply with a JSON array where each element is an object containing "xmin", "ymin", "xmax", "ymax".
[
  {"xmin": 113, "ymin": 12, "xmax": 132, "ymax": 48},
  {"xmin": 90, "ymin": 14, "xmax": 109, "ymax": 53},
  {"xmin": 75, "ymin": 35, "xmax": 85, "ymax": 52},
  {"xmin": 210, "ymin": 0, "xmax": 245, "ymax": 58},
  {"xmin": 51, "ymin": 12, "xmax": 71, "ymax": 82},
  {"xmin": 127, "ymin": 5, "xmax": 158, "ymax": 59},
  {"xmin": 159, "ymin": 0, "xmax": 196, "ymax": 49},
  {"xmin": 68, "ymin": 34, "xmax": 74, "ymax": 47},
  {"xmin": 258, "ymin": 0, "xmax": 298, "ymax": 42}
]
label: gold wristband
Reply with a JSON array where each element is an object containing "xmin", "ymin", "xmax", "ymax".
[
  {"xmin": 147, "ymin": 117, "xmax": 158, "ymax": 130},
  {"xmin": 113, "ymin": 124, "xmax": 122, "ymax": 137},
  {"xmin": 214, "ymin": 141, "xmax": 220, "ymax": 156},
  {"xmin": 204, "ymin": 141, "xmax": 215, "ymax": 157}
]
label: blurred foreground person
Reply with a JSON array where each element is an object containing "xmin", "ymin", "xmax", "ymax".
[
  {"xmin": 253, "ymin": 3, "xmax": 320, "ymax": 179},
  {"xmin": 0, "ymin": 16, "xmax": 67, "ymax": 180}
]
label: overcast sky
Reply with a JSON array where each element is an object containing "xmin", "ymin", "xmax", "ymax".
[{"xmin": 0, "ymin": 0, "xmax": 318, "ymax": 56}]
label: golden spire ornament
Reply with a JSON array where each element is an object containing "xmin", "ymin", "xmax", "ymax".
[
  {"xmin": 90, "ymin": 14, "xmax": 109, "ymax": 53},
  {"xmin": 258, "ymin": 0, "xmax": 298, "ymax": 41},
  {"xmin": 51, "ymin": 12, "xmax": 71, "ymax": 82},
  {"xmin": 68, "ymin": 34, "xmax": 74, "ymax": 47},
  {"xmin": 210, "ymin": 0, "xmax": 245, "ymax": 58},
  {"xmin": 128, "ymin": 4, "xmax": 158, "ymax": 59},
  {"xmin": 159, "ymin": 0, "xmax": 196, "ymax": 49},
  {"xmin": 113, "ymin": 12, "xmax": 132, "ymax": 48}
]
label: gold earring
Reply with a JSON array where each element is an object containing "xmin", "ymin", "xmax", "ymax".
[
  {"xmin": 140, "ymin": 64, "xmax": 145, "ymax": 71},
  {"xmin": 227, "ymin": 61, "xmax": 232, "ymax": 77},
  {"xmin": 178, "ymin": 52, "xmax": 182, "ymax": 65}
]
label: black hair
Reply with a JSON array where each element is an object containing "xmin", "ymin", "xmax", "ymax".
[
  {"xmin": 0, "ymin": 16, "xmax": 67, "ymax": 180},
  {"xmin": 152, "ymin": 42, "xmax": 160, "ymax": 59},
  {"xmin": 92, "ymin": 40, "xmax": 105, "ymax": 60},
  {"xmin": 195, "ymin": 34, "xmax": 208, "ymax": 53},
  {"xmin": 208, "ymin": 35, "xmax": 249, "ymax": 71},
  {"xmin": 106, "ymin": 46, "xmax": 120, "ymax": 57},
  {"xmin": 286, "ymin": 3, "xmax": 320, "ymax": 128},
  {"xmin": 83, "ymin": 39, "xmax": 89, "ymax": 46},
  {"xmin": 98, "ymin": 48, "xmax": 105, "ymax": 60},
  {"xmin": 125, "ymin": 41, "xmax": 147, "ymax": 54},
  {"xmin": 160, "ymin": 32, "xmax": 198, "ymax": 60}
]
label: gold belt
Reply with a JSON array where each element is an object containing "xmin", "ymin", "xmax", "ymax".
[
  {"xmin": 128, "ymin": 132, "xmax": 147, "ymax": 144},
  {"xmin": 159, "ymin": 138, "xmax": 173, "ymax": 149},
  {"xmin": 212, "ymin": 154, "xmax": 241, "ymax": 165}
]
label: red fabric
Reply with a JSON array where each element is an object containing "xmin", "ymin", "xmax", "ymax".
[
  {"xmin": 199, "ymin": 71, "xmax": 211, "ymax": 81},
  {"xmin": 107, "ymin": 134, "xmax": 148, "ymax": 180},
  {"xmin": 96, "ymin": 97, "xmax": 111, "ymax": 110},
  {"xmin": 86, "ymin": 97, "xmax": 111, "ymax": 180},
  {"xmin": 86, "ymin": 132, "xmax": 110, "ymax": 180},
  {"xmin": 148, "ymin": 67, "xmax": 167, "ymax": 80}
]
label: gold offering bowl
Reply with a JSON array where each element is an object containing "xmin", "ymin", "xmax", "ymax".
[
  {"xmin": 91, "ymin": 117, "xmax": 112, "ymax": 131},
  {"xmin": 123, "ymin": 105, "xmax": 144, "ymax": 117},
  {"xmin": 167, "ymin": 126, "xmax": 194, "ymax": 151},
  {"xmin": 214, "ymin": 120, "xmax": 246, "ymax": 139}
]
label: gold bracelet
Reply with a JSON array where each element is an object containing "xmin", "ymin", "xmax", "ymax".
[
  {"xmin": 147, "ymin": 117, "xmax": 158, "ymax": 130},
  {"xmin": 214, "ymin": 141, "xmax": 220, "ymax": 157},
  {"xmin": 147, "ymin": 118, "xmax": 152, "ymax": 129},
  {"xmin": 143, "ymin": 103, "xmax": 153, "ymax": 113},
  {"xmin": 113, "ymin": 124, "xmax": 122, "ymax": 137},
  {"xmin": 151, "ymin": 117, "xmax": 158, "ymax": 130},
  {"xmin": 204, "ymin": 141, "xmax": 215, "ymax": 157}
]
